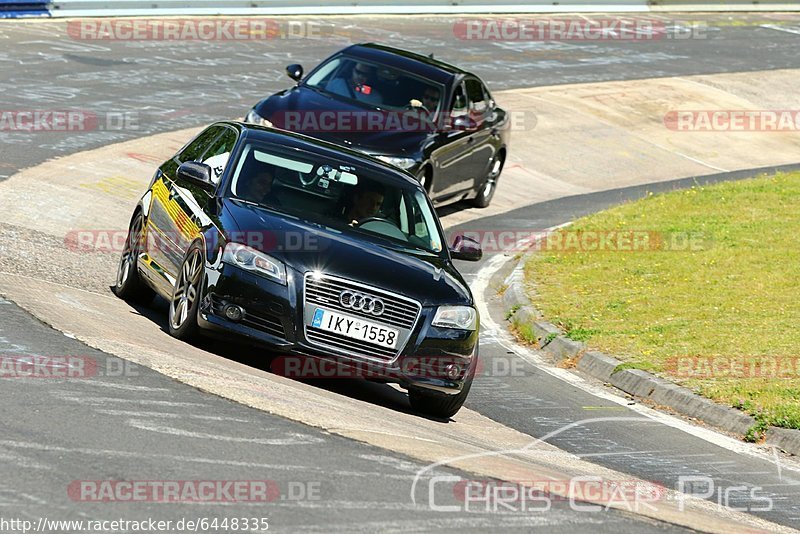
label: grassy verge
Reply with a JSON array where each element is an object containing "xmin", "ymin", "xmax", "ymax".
[{"xmin": 524, "ymin": 172, "xmax": 800, "ymax": 431}]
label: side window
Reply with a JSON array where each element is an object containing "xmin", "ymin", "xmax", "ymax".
[
  {"xmin": 465, "ymin": 78, "xmax": 489, "ymax": 118},
  {"xmin": 451, "ymin": 84, "xmax": 468, "ymax": 117},
  {"xmin": 200, "ymin": 128, "xmax": 237, "ymax": 184},
  {"xmin": 482, "ymin": 84, "xmax": 495, "ymax": 111},
  {"xmin": 177, "ymin": 126, "xmax": 224, "ymax": 164},
  {"xmin": 398, "ymin": 193, "xmax": 409, "ymax": 234},
  {"xmin": 306, "ymin": 56, "xmax": 344, "ymax": 88},
  {"xmin": 409, "ymin": 195, "xmax": 432, "ymax": 243}
]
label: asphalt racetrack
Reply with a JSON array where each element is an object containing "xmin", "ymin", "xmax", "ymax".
[{"xmin": 1, "ymin": 13, "xmax": 800, "ymax": 532}]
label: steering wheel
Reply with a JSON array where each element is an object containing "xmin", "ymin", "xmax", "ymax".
[
  {"xmin": 405, "ymin": 101, "xmax": 432, "ymax": 115},
  {"xmin": 356, "ymin": 217, "xmax": 407, "ymax": 241},
  {"xmin": 358, "ymin": 216, "xmax": 399, "ymax": 228}
]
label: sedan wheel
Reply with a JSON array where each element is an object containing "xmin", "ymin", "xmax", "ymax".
[
  {"xmin": 113, "ymin": 213, "xmax": 154, "ymax": 305},
  {"xmin": 168, "ymin": 244, "xmax": 204, "ymax": 340},
  {"xmin": 471, "ymin": 154, "xmax": 504, "ymax": 208},
  {"xmin": 408, "ymin": 363, "xmax": 476, "ymax": 419}
]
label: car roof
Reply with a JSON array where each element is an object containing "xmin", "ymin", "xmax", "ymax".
[
  {"xmin": 340, "ymin": 43, "xmax": 468, "ymax": 85},
  {"xmin": 223, "ymin": 121, "xmax": 421, "ymax": 188}
]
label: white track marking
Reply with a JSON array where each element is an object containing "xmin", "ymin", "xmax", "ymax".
[
  {"xmin": 78, "ymin": 381, "xmax": 171, "ymax": 392},
  {"xmin": 96, "ymin": 409, "xmax": 252, "ymax": 422},
  {"xmin": 52, "ymin": 394, "xmax": 209, "ymax": 407},
  {"xmin": 761, "ymin": 24, "xmax": 800, "ymax": 35},
  {"xmin": 0, "ymin": 439, "xmax": 438, "ymax": 482},
  {"xmin": 127, "ymin": 419, "xmax": 326, "ymax": 445}
]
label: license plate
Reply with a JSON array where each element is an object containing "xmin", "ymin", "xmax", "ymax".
[{"xmin": 310, "ymin": 308, "xmax": 398, "ymax": 349}]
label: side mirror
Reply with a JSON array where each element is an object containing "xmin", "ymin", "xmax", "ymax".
[
  {"xmin": 177, "ymin": 161, "xmax": 214, "ymax": 191},
  {"xmin": 449, "ymin": 235, "xmax": 482, "ymax": 262},
  {"xmin": 452, "ymin": 115, "xmax": 478, "ymax": 131},
  {"xmin": 286, "ymin": 64, "xmax": 304, "ymax": 82}
]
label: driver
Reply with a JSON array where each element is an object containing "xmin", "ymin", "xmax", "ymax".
[
  {"xmin": 421, "ymin": 87, "xmax": 440, "ymax": 112},
  {"xmin": 327, "ymin": 62, "xmax": 383, "ymax": 105},
  {"xmin": 239, "ymin": 166, "xmax": 279, "ymax": 206},
  {"xmin": 345, "ymin": 182, "xmax": 385, "ymax": 226}
]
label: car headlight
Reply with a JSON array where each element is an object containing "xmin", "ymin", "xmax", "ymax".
[
  {"xmin": 375, "ymin": 156, "xmax": 417, "ymax": 170},
  {"xmin": 432, "ymin": 306, "xmax": 477, "ymax": 330},
  {"xmin": 245, "ymin": 109, "xmax": 273, "ymax": 128},
  {"xmin": 222, "ymin": 243, "xmax": 286, "ymax": 285}
]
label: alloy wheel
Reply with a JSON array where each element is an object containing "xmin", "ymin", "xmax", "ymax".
[
  {"xmin": 169, "ymin": 249, "xmax": 203, "ymax": 330},
  {"xmin": 116, "ymin": 216, "xmax": 143, "ymax": 289},
  {"xmin": 482, "ymin": 157, "xmax": 503, "ymax": 197}
]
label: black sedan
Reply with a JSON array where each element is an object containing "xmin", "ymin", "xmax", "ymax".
[
  {"xmin": 245, "ymin": 43, "xmax": 509, "ymax": 208},
  {"xmin": 114, "ymin": 121, "xmax": 483, "ymax": 418}
]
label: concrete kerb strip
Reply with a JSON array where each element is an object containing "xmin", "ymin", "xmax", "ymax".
[{"xmin": 501, "ymin": 243, "xmax": 800, "ymax": 457}]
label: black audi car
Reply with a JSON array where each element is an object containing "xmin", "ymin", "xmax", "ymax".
[
  {"xmin": 114, "ymin": 121, "xmax": 482, "ymax": 418},
  {"xmin": 245, "ymin": 43, "xmax": 509, "ymax": 208}
]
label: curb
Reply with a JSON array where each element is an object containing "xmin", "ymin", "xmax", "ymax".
[{"xmin": 501, "ymin": 256, "xmax": 800, "ymax": 456}]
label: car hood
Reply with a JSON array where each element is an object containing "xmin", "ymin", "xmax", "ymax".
[
  {"xmin": 253, "ymin": 86, "xmax": 430, "ymax": 156},
  {"xmin": 221, "ymin": 198, "xmax": 471, "ymax": 306}
]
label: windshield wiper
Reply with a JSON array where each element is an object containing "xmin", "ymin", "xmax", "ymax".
[
  {"xmin": 306, "ymin": 84, "xmax": 384, "ymax": 110},
  {"xmin": 304, "ymin": 84, "xmax": 333, "ymax": 97},
  {"xmin": 232, "ymin": 197, "xmax": 288, "ymax": 214},
  {"xmin": 352, "ymin": 228, "xmax": 436, "ymax": 255}
]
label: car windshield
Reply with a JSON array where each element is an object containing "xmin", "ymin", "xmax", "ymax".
[
  {"xmin": 228, "ymin": 142, "xmax": 444, "ymax": 254},
  {"xmin": 304, "ymin": 55, "xmax": 444, "ymax": 115}
]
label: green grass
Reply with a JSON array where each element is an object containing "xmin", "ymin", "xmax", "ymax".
[
  {"xmin": 505, "ymin": 304, "xmax": 520, "ymax": 320},
  {"xmin": 524, "ymin": 172, "xmax": 800, "ymax": 430}
]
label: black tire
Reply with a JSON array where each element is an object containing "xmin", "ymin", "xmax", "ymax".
[
  {"xmin": 471, "ymin": 152, "xmax": 505, "ymax": 208},
  {"xmin": 113, "ymin": 212, "xmax": 155, "ymax": 305},
  {"xmin": 408, "ymin": 365, "xmax": 475, "ymax": 419},
  {"xmin": 168, "ymin": 242, "xmax": 205, "ymax": 341}
]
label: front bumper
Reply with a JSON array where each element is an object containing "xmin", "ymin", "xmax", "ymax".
[{"xmin": 198, "ymin": 263, "xmax": 478, "ymax": 394}]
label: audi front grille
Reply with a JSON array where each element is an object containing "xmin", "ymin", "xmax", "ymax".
[{"xmin": 302, "ymin": 273, "xmax": 422, "ymax": 363}]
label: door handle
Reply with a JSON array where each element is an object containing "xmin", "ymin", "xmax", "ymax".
[{"xmin": 467, "ymin": 136, "xmax": 475, "ymax": 144}]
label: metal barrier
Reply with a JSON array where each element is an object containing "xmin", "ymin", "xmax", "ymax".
[
  {"xmin": 49, "ymin": 0, "xmax": 651, "ymax": 17},
  {"xmin": 651, "ymin": 0, "xmax": 800, "ymax": 10},
  {"xmin": 0, "ymin": 0, "xmax": 51, "ymax": 17},
  {"xmin": 8, "ymin": 0, "xmax": 800, "ymax": 21}
]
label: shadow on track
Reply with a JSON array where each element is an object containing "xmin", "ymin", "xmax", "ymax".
[{"xmin": 116, "ymin": 292, "xmax": 455, "ymax": 424}]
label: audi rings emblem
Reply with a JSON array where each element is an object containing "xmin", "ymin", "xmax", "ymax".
[{"xmin": 340, "ymin": 290, "xmax": 385, "ymax": 316}]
